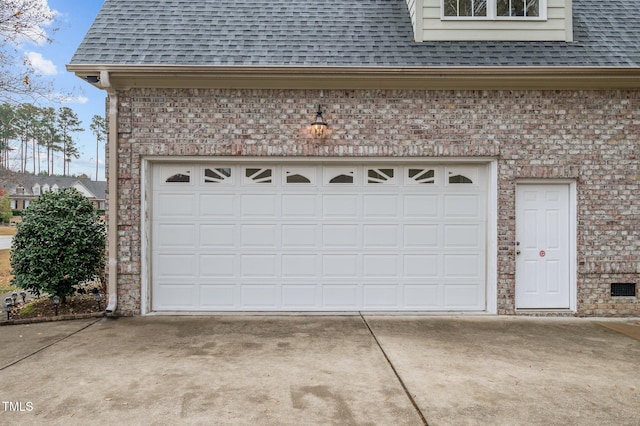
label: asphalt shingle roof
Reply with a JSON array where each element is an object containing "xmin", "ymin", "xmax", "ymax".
[{"xmin": 70, "ymin": 0, "xmax": 640, "ymax": 67}]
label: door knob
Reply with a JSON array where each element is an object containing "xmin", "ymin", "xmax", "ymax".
[{"xmin": 516, "ymin": 250, "xmax": 521, "ymax": 255}]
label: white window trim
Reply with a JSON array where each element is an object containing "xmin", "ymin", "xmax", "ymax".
[{"xmin": 441, "ymin": 0, "xmax": 547, "ymax": 21}]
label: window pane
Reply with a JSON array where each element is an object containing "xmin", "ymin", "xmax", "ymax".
[
  {"xmin": 448, "ymin": 0, "xmax": 487, "ymax": 17},
  {"xmin": 498, "ymin": 0, "xmax": 539, "ymax": 17},
  {"xmin": 444, "ymin": 0, "xmax": 457, "ymax": 16}
]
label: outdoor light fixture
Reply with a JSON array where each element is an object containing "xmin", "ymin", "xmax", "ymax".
[
  {"xmin": 311, "ymin": 105, "xmax": 328, "ymax": 138},
  {"xmin": 5, "ymin": 296, "xmax": 13, "ymax": 320},
  {"xmin": 93, "ymin": 289, "xmax": 101, "ymax": 311},
  {"xmin": 53, "ymin": 295, "xmax": 60, "ymax": 316},
  {"xmin": 20, "ymin": 291, "xmax": 26, "ymax": 303}
]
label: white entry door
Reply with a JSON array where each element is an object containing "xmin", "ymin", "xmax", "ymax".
[{"xmin": 515, "ymin": 184, "xmax": 571, "ymax": 309}]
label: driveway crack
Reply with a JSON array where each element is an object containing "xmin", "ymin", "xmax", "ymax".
[
  {"xmin": 359, "ymin": 313, "xmax": 428, "ymax": 426},
  {"xmin": 0, "ymin": 318, "xmax": 102, "ymax": 371}
]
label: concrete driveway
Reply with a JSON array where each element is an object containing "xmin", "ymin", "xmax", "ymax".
[{"xmin": 0, "ymin": 316, "xmax": 638, "ymax": 425}]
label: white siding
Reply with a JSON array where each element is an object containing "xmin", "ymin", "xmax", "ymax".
[{"xmin": 417, "ymin": 0, "xmax": 572, "ymax": 41}]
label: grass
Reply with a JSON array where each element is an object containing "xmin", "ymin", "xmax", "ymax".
[
  {"xmin": 0, "ymin": 226, "xmax": 16, "ymax": 293},
  {"xmin": 0, "ymin": 249, "xmax": 14, "ymax": 294},
  {"xmin": 0, "ymin": 225, "xmax": 16, "ymax": 236}
]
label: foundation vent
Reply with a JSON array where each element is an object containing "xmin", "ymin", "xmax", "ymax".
[{"xmin": 611, "ymin": 283, "xmax": 636, "ymax": 297}]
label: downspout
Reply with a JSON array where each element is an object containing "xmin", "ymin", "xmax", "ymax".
[{"xmin": 99, "ymin": 70, "xmax": 118, "ymax": 313}]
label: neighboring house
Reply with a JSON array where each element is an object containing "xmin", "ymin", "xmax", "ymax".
[
  {"xmin": 67, "ymin": 0, "xmax": 640, "ymax": 316},
  {"xmin": 2, "ymin": 175, "xmax": 106, "ymax": 211}
]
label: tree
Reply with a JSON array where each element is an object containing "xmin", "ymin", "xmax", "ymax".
[
  {"xmin": 39, "ymin": 106, "xmax": 61, "ymax": 175},
  {"xmin": 56, "ymin": 106, "xmax": 83, "ymax": 175},
  {"xmin": 0, "ymin": 190, "xmax": 12, "ymax": 223},
  {"xmin": 10, "ymin": 188, "xmax": 105, "ymax": 299},
  {"xmin": 0, "ymin": 0, "xmax": 57, "ymax": 104},
  {"xmin": 0, "ymin": 103, "xmax": 16, "ymax": 168},
  {"xmin": 90, "ymin": 115, "xmax": 105, "ymax": 181},
  {"xmin": 12, "ymin": 102, "xmax": 39, "ymax": 172}
]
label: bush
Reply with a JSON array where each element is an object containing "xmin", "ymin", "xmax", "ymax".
[{"xmin": 10, "ymin": 188, "xmax": 106, "ymax": 299}]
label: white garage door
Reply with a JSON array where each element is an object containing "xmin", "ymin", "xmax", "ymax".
[{"xmin": 151, "ymin": 163, "xmax": 487, "ymax": 311}]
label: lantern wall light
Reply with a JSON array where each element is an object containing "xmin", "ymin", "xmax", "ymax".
[{"xmin": 311, "ymin": 105, "xmax": 328, "ymax": 138}]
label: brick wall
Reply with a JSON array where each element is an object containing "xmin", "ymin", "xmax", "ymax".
[{"xmin": 109, "ymin": 88, "xmax": 640, "ymax": 316}]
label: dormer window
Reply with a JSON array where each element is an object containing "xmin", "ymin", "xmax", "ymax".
[
  {"xmin": 43, "ymin": 184, "xmax": 50, "ymax": 193},
  {"xmin": 33, "ymin": 184, "xmax": 40, "ymax": 195},
  {"xmin": 443, "ymin": 0, "xmax": 544, "ymax": 19},
  {"xmin": 52, "ymin": 184, "xmax": 59, "ymax": 193}
]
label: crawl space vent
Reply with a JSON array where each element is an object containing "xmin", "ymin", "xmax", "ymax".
[{"xmin": 611, "ymin": 283, "xmax": 636, "ymax": 297}]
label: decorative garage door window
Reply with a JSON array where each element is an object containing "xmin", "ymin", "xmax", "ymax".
[
  {"xmin": 446, "ymin": 167, "xmax": 478, "ymax": 185},
  {"xmin": 407, "ymin": 168, "xmax": 436, "ymax": 184},
  {"xmin": 367, "ymin": 168, "xmax": 396, "ymax": 184},
  {"xmin": 204, "ymin": 167, "xmax": 232, "ymax": 184},
  {"xmin": 152, "ymin": 163, "xmax": 488, "ymax": 312},
  {"xmin": 284, "ymin": 168, "xmax": 314, "ymax": 184},
  {"xmin": 163, "ymin": 167, "xmax": 192, "ymax": 183},
  {"xmin": 325, "ymin": 167, "xmax": 355, "ymax": 184},
  {"xmin": 244, "ymin": 167, "xmax": 273, "ymax": 184}
]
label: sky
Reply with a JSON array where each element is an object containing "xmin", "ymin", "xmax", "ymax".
[{"xmin": 11, "ymin": 0, "xmax": 106, "ymax": 180}]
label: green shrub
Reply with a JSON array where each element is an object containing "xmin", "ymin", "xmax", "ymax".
[{"xmin": 10, "ymin": 188, "xmax": 106, "ymax": 299}]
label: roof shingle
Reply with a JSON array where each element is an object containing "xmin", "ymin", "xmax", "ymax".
[{"xmin": 70, "ymin": 0, "xmax": 640, "ymax": 67}]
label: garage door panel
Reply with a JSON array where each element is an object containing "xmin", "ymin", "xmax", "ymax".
[
  {"xmin": 200, "ymin": 284, "xmax": 236, "ymax": 308},
  {"xmin": 444, "ymin": 194, "xmax": 482, "ymax": 218},
  {"xmin": 156, "ymin": 254, "xmax": 197, "ymax": 277},
  {"xmin": 282, "ymin": 194, "xmax": 317, "ymax": 217},
  {"xmin": 152, "ymin": 163, "xmax": 488, "ymax": 312},
  {"xmin": 200, "ymin": 254, "xmax": 235, "ymax": 277},
  {"xmin": 154, "ymin": 284, "xmax": 197, "ymax": 309},
  {"xmin": 323, "ymin": 225, "xmax": 358, "ymax": 248},
  {"xmin": 443, "ymin": 284, "xmax": 483, "ymax": 309},
  {"xmin": 444, "ymin": 225, "xmax": 482, "ymax": 248},
  {"xmin": 241, "ymin": 285, "xmax": 278, "ymax": 307},
  {"xmin": 363, "ymin": 195, "xmax": 399, "ymax": 217},
  {"xmin": 322, "ymin": 285, "xmax": 358, "ymax": 307},
  {"xmin": 363, "ymin": 285, "xmax": 399, "ymax": 308},
  {"xmin": 322, "ymin": 255, "xmax": 359, "ymax": 277},
  {"xmin": 241, "ymin": 194, "xmax": 277, "ymax": 217},
  {"xmin": 157, "ymin": 224, "xmax": 197, "ymax": 248},
  {"xmin": 323, "ymin": 194, "xmax": 358, "ymax": 217},
  {"xmin": 404, "ymin": 255, "xmax": 439, "ymax": 277},
  {"xmin": 157, "ymin": 193, "xmax": 197, "ymax": 217},
  {"xmin": 240, "ymin": 255, "xmax": 277, "ymax": 277},
  {"xmin": 363, "ymin": 255, "xmax": 399, "ymax": 277},
  {"xmin": 363, "ymin": 225, "xmax": 399, "ymax": 248},
  {"xmin": 281, "ymin": 225, "xmax": 318, "ymax": 248},
  {"xmin": 443, "ymin": 254, "xmax": 483, "ymax": 278},
  {"xmin": 404, "ymin": 284, "xmax": 440, "ymax": 308},
  {"xmin": 282, "ymin": 285, "xmax": 318, "ymax": 308},
  {"xmin": 241, "ymin": 225, "xmax": 277, "ymax": 247},
  {"xmin": 404, "ymin": 195, "xmax": 439, "ymax": 217},
  {"xmin": 200, "ymin": 194, "xmax": 235, "ymax": 217},
  {"xmin": 404, "ymin": 225, "xmax": 439, "ymax": 248},
  {"xmin": 282, "ymin": 254, "xmax": 318, "ymax": 277},
  {"xmin": 200, "ymin": 224, "xmax": 235, "ymax": 248}
]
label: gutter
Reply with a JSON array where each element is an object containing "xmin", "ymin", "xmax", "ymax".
[
  {"xmin": 98, "ymin": 70, "xmax": 118, "ymax": 314},
  {"xmin": 66, "ymin": 64, "xmax": 640, "ymax": 90}
]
